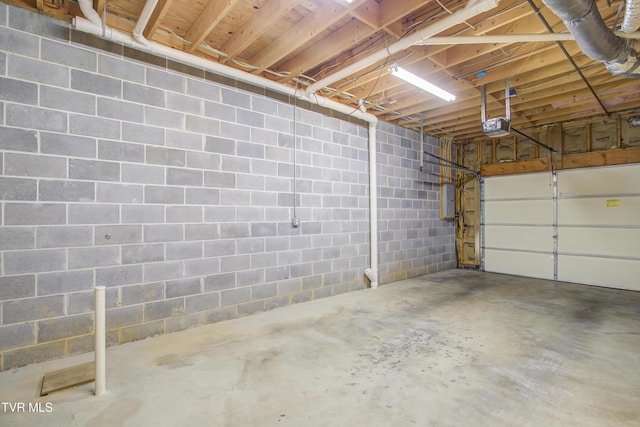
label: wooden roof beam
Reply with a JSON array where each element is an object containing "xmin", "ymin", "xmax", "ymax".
[
  {"xmin": 184, "ymin": 0, "xmax": 239, "ymax": 54},
  {"xmin": 143, "ymin": 0, "xmax": 175, "ymax": 40},
  {"xmin": 329, "ymin": 2, "xmax": 538, "ymax": 98},
  {"xmin": 93, "ymin": 0, "xmax": 105, "ymax": 17},
  {"xmin": 221, "ymin": 0, "xmax": 299, "ymax": 64},
  {"xmin": 250, "ymin": 0, "xmax": 363, "ymax": 73}
]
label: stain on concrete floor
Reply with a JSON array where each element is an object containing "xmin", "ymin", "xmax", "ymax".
[{"xmin": 0, "ymin": 270, "xmax": 639, "ymax": 426}]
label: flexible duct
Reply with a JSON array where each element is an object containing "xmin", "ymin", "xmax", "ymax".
[
  {"xmin": 541, "ymin": 0, "xmax": 640, "ymax": 76},
  {"xmin": 622, "ymin": 0, "xmax": 640, "ymax": 33}
]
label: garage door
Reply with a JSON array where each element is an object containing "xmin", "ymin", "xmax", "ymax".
[
  {"xmin": 483, "ymin": 164, "xmax": 640, "ymax": 291},
  {"xmin": 484, "ymin": 172, "xmax": 554, "ymax": 280},
  {"xmin": 557, "ymin": 164, "xmax": 640, "ymax": 290}
]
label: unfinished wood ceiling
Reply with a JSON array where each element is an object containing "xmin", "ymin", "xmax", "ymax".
[{"xmin": 12, "ymin": 0, "xmax": 640, "ymax": 141}]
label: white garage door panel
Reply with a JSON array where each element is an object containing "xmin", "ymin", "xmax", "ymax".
[
  {"xmin": 485, "ymin": 200, "xmax": 553, "ymax": 225},
  {"xmin": 559, "ymin": 227, "xmax": 640, "ymax": 258},
  {"xmin": 558, "ymin": 197, "xmax": 640, "ymax": 226},
  {"xmin": 559, "ymin": 164, "xmax": 640, "ymax": 196},
  {"xmin": 485, "ymin": 249, "xmax": 554, "ymax": 279},
  {"xmin": 485, "ymin": 225, "xmax": 553, "ymax": 252},
  {"xmin": 483, "ymin": 164, "xmax": 640, "ymax": 290},
  {"xmin": 485, "ymin": 173, "xmax": 552, "ymax": 199},
  {"xmin": 558, "ymin": 255, "xmax": 640, "ymax": 291}
]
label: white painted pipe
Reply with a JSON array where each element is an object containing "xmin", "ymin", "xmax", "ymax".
[
  {"xmin": 72, "ymin": 17, "xmax": 376, "ymax": 124},
  {"xmin": 413, "ymin": 32, "xmax": 640, "ymax": 45},
  {"xmin": 77, "ymin": 0, "xmax": 101, "ymax": 26},
  {"xmin": 72, "ymin": 13, "xmax": 381, "ymax": 287},
  {"xmin": 132, "ymin": 0, "xmax": 159, "ymax": 46},
  {"xmin": 366, "ymin": 122, "xmax": 379, "ymax": 289},
  {"xmin": 414, "ymin": 33, "xmax": 575, "ymax": 45},
  {"xmin": 304, "ymin": 0, "xmax": 500, "ymax": 95},
  {"xmin": 94, "ymin": 286, "xmax": 106, "ymax": 396}
]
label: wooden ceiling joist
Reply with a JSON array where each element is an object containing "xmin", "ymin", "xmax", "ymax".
[
  {"xmin": 143, "ymin": 0, "xmax": 175, "ymax": 40},
  {"xmin": 184, "ymin": 0, "xmax": 238, "ymax": 53},
  {"xmin": 5, "ymin": 0, "xmax": 638, "ymax": 141},
  {"xmin": 221, "ymin": 0, "xmax": 299, "ymax": 64}
]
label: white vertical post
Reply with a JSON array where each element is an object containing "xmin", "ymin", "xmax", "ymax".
[
  {"xmin": 94, "ymin": 286, "xmax": 106, "ymax": 396},
  {"xmin": 368, "ymin": 121, "xmax": 379, "ymax": 289}
]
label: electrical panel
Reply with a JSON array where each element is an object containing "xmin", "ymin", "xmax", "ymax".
[
  {"xmin": 482, "ymin": 117, "xmax": 511, "ymax": 137},
  {"xmin": 442, "ymin": 183, "xmax": 455, "ymax": 219}
]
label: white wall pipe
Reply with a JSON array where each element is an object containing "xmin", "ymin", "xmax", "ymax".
[
  {"xmin": 78, "ymin": 0, "xmax": 101, "ymax": 26},
  {"xmin": 94, "ymin": 286, "xmax": 106, "ymax": 397},
  {"xmin": 304, "ymin": 0, "xmax": 500, "ymax": 95},
  {"xmin": 73, "ymin": 17, "xmax": 376, "ymax": 123},
  {"xmin": 132, "ymin": 0, "xmax": 159, "ymax": 46},
  {"xmin": 365, "ymin": 122, "xmax": 379, "ymax": 288},
  {"xmin": 413, "ymin": 32, "xmax": 640, "ymax": 45},
  {"xmin": 414, "ymin": 33, "xmax": 575, "ymax": 44},
  {"xmin": 72, "ymin": 15, "xmax": 381, "ymax": 288}
]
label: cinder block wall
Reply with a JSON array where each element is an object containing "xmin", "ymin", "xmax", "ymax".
[{"xmin": 0, "ymin": 4, "xmax": 454, "ymax": 371}]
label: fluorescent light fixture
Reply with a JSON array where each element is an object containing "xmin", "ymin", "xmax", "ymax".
[
  {"xmin": 343, "ymin": 0, "xmax": 355, "ymax": 2},
  {"xmin": 390, "ymin": 64, "xmax": 456, "ymax": 102}
]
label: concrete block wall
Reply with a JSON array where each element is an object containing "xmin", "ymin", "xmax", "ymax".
[
  {"xmin": 0, "ymin": 4, "xmax": 454, "ymax": 370},
  {"xmin": 377, "ymin": 128, "xmax": 455, "ymax": 283}
]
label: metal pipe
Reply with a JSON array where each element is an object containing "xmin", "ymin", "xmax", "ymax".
[
  {"xmin": 505, "ymin": 79, "xmax": 511, "ymax": 122},
  {"xmin": 481, "ymin": 84, "xmax": 487, "ymax": 123},
  {"xmin": 94, "ymin": 286, "xmax": 106, "ymax": 397}
]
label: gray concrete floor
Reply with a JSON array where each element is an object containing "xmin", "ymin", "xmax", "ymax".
[{"xmin": 1, "ymin": 269, "xmax": 639, "ymax": 426}]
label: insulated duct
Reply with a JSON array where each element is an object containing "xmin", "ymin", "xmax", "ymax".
[
  {"xmin": 541, "ymin": 0, "xmax": 640, "ymax": 76},
  {"xmin": 622, "ymin": 0, "xmax": 640, "ymax": 33}
]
